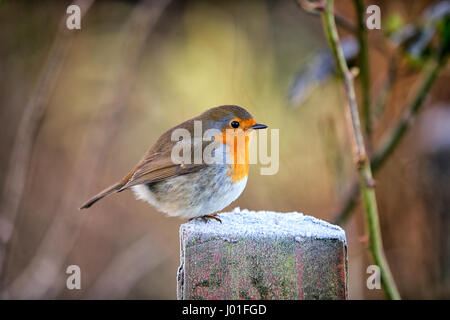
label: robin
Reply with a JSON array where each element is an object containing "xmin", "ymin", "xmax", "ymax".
[{"xmin": 80, "ymin": 105, "xmax": 267, "ymax": 222}]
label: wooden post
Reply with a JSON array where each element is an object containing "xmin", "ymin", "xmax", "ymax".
[{"xmin": 177, "ymin": 209, "xmax": 347, "ymax": 300}]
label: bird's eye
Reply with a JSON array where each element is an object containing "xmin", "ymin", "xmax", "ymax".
[{"xmin": 231, "ymin": 121, "xmax": 240, "ymax": 128}]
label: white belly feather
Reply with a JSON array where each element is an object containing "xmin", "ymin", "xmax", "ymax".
[
  {"xmin": 131, "ymin": 141, "xmax": 248, "ymax": 219},
  {"xmin": 132, "ymin": 174, "xmax": 247, "ymax": 219}
]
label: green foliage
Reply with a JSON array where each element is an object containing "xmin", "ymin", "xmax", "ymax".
[
  {"xmin": 438, "ymin": 15, "xmax": 450, "ymax": 59},
  {"xmin": 385, "ymin": 13, "xmax": 404, "ymax": 36}
]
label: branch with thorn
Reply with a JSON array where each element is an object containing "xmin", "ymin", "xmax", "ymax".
[{"xmin": 320, "ymin": 0, "xmax": 401, "ymax": 300}]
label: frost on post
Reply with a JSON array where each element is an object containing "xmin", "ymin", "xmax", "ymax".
[{"xmin": 177, "ymin": 209, "xmax": 348, "ymax": 300}]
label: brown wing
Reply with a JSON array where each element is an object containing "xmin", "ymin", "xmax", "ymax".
[
  {"xmin": 118, "ymin": 131, "xmax": 217, "ymax": 190},
  {"xmin": 118, "ymin": 150, "xmax": 207, "ymax": 191},
  {"xmin": 80, "ymin": 115, "xmax": 215, "ymax": 209}
]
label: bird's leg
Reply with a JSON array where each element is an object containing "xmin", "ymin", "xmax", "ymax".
[
  {"xmin": 201, "ymin": 214, "xmax": 222, "ymax": 223},
  {"xmin": 190, "ymin": 213, "xmax": 222, "ymax": 223}
]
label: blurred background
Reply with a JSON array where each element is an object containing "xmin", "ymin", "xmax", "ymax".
[{"xmin": 0, "ymin": 0, "xmax": 449, "ymax": 299}]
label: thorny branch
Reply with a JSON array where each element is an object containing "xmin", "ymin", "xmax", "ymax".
[{"xmin": 321, "ymin": 0, "xmax": 401, "ymax": 300}]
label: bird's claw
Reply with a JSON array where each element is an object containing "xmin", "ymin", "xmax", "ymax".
[{"xmin": 191, "ymin": 215, "xmax": 222, "ymax": 223}]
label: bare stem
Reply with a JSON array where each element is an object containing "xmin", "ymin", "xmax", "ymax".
[
  {"xmin": 371, "ymin": 59, "xmax": 445, "ymax": 170},
  {"xmin": 297, "ymin": 0, "xmax": 357, "ymax": 33},
  {"xmin": 321, "ymin": 0, "xmax": 400, "ymax": 300},
  {"xmin": 353, "ymin": 0, "xmax": 372, "ymax": 145},
  {"xmin": 373, "ymin": 54, "xmax": 398, "ymax": 118},
  {"xmin": 334, "ymin": 56, "xmax": 446, "ymax": 225}
]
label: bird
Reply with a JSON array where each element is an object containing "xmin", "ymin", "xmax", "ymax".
[{"xmin": 79, "ymin": 105, "xmax": 267, "ymax": 222}]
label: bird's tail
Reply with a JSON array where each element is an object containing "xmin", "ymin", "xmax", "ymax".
[{"xmin": 79, "ymin": 181, "xmax": 124, "ymax": 209}]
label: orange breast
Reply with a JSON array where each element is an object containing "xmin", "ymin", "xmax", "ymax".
[
  {"xmin": 230, "ymin": 135, "xmax": 250, "ymax": 182},
  {"xmin": 215, "ymin": 131, "xmax": 251, "ymax": 182}
]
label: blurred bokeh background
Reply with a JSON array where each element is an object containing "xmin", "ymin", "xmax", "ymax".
[{"xmin": 0, "ymin": 0, "xmax": 449, "ymax": 299}]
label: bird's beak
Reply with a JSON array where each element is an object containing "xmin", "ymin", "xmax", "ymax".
[{"xmin": 249, "ymin": 123, "xmax": 268, "ymax": 130}]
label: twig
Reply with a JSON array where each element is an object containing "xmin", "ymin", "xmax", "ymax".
[
  {"xmin": 373, "ymin": 54, "xmax": 398, "ymax": 118},
  {"xmin": 371, "ymin": 58, "xmax": 446, "ymax": 170},
  {"xmin": 321, "ymin": 0, "xmax": 400, "ymax": 299},
  {"xmin": 297, "ymin": 0, "xmax": 393, "ymax": 56},
  {"xmin": 353, "ymin": 0, "xmax": 372, "ymax": 146},
  {"xmin": 334, "ymin": 55, "xmax": 447, "ymax": 225},
  {"xmin": 297, "ymin": 0, "xmax": 356, "ymax": 33},
  {"xmin": 334, "ymin": 182, "xmax": 360, "ymax": 225}
]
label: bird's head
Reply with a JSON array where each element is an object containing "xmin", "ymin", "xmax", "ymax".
[{"xmin": 199, "ymin": 105, "xmax": 267, "ymax": 134}]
